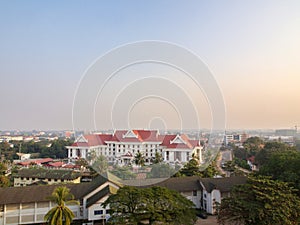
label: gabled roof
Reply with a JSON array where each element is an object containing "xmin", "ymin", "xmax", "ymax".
[
  {"xmin": 145, "ymin": 176, "xmax": 201, "ymax": 192},
  {"xmin": 200, "ymin": 176, "xmax": 247, "ymax": 193},
  {"xmin": 17, "ymin": 158, "xmax": 53, "ymax": 166},
  {"xmin": 14, "ymin": 168, "xmax": 81, "ymax": 180},
  {"xmin": 86, "ymin": 185, "xmax": 118, "ymax": 208},
  {"xmin": 110, "ymin": 130, "xmax": 159, "ymax": 143},
  {"xmin": 142, "ymin": 176, "xmax": 247, "ymax": 194},
  {"xmin": 0, "ymin": 183, "xmax": 90, "ymax": 205},
  {"xmin": 69, "ymin": 130, "xmax": 200, "ymax": 148},
  {"xmin": 71, "ymin": 134, "xmax": 112, "ymax": 147},
  {"xmin": 159, "ymin": 134, "xmax": 200, "ymax": 149},
  {"xmin": 0, "ymin": 175, "xmax": 111, "ymax": 205}
]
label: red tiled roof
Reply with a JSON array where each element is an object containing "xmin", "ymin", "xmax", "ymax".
[
  {"xmin": 63, "ymin": 164, "xmax": 80, "ymax": 169},
  {"xmin": 72, "ymin": 134, "xmax": 113, "ymax": 147},
  {"xmin": 47, "ymin": 161, "xmax": 64, "ymax": 167},
  {"xmin": 71, "ymin": 142, "xmax": 89, "ymax": 147},
  {"xmin": 247, "ymin": 156, "xmax": 255, "ymax": 163},
  {"xmin": 159, "ymin": 134, "xmax": 200, "ymax": 149},
  {"xmin": 70, "ymin": 130, "xmax": 199, "ymax": 149},
  {"xmin": 109, "ymin": 130, "xmax": 159, "ymax": 142},
  {"xmin": 17, "ymin": 158, "xmax": 53, "ymax": 166}
]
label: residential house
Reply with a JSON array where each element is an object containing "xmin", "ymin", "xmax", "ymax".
[{"xmin": 200, "ymin": 176, "xmax": 247, "ymax": 214}]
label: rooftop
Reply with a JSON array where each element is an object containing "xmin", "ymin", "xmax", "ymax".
[{"xmin": 14, "ymin": 168, "xmax": 81, "ymax": 180}]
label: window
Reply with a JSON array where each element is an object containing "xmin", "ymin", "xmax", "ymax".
[
  {"xmin": 94, "ymin": 210, "xmax": 103, "ymax": 215},
  {"xmin": 193, "ymin": 190, "xmax": 197, "ymax": 196}
]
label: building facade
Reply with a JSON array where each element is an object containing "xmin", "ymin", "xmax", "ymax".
[
  {"xmin": 13, "ymin": 168, "xmax": 81, "ymax": 187},
  {"xmin": 66, "ymin": 130, "xmax": 203, "ymax": 165}
]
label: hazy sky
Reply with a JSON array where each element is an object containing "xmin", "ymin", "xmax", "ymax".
[{"xmin": 0, "ymin": 0, "xmax": 299, "ymax": 131}]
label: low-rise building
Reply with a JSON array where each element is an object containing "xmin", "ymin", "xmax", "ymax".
[
  {"xmin": 0, "ymin": 175, "xmax": 119, "ymax": 225},
  {"xmin": 0, "ymin": 175, "xmax": 247, "ymax": 225},
  {"xmin": 13, "ymin": 168, "xmax": 81, "ymax": 187},
  {"xmin": 146, "ymin": 176, "xmax": 247, "ymax": 214}
]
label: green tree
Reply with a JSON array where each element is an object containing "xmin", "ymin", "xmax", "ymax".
[
  {"xmin": 111, "ymin": 165, "xmax": 136, "ymax": 180},
  {"xmin": 44, "ymin": 186, "xmax": 79, "ymax": 225},
  {"xmin": 41, "ymin": 139, "xmax": 73, "ymax": 159},
  {"xmin": 147, "ymin": 163, "xmax": 175, "ymax": 178},
  {"xmin": 152, "ymin": 151, "xmax": 163, "ymax": 164},
  {"xmin": 255, "ymin": 142, "xmax": 296, "ymax": 166},
  {"xmin": 102, "ymin": 186, "xmax": 197, "ymax": 225},
  {"xmin": 92, "ymin": 155, "xmax": 108, "ymax": 175},
  {"xmin": 259, "ymin": 150, "xmax": 300, "ymax": 192},
  {"xmin": 174, "ymin": 158, "xmax": 219, "ymax": 178},
  {"xmin": 134, "ymin": 152, "xmax": 145, "ymax": 167},
  {"xmin": 218, "ymin": 176, "xmax": 300, "ymax": 225},
  {"xmin": 0, "ymin": 162, "xmax": 10, "ymax": 187},
  {"xmin": 175, "ymin": 158, "xmax": 200, "ymax": 177},
  {"xmin": 233, "ymin": 137, "xmax": 264, "ymax": 160}
]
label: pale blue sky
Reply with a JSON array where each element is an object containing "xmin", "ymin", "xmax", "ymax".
[{"xmin": 0, "ymin": 0, "xmax": 299, "ymax": 130}]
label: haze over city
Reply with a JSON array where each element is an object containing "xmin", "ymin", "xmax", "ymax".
[{"xmin": 1, "ymin": 0, "xmax": 300, "ymax": 131}]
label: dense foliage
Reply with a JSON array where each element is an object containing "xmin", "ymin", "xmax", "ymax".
[
  {"xmin": 147, "ymin": 163, "xmax": 176, "ymax": 178},
  {"xmin": 259, "ymin": 150, "xmax": 300, "ymax": 193},
  {"xmin": 255, "ymin": 142, "xmax": 296, "ymax": 166},
  {"xmin": 173, "ymin": 158, "xmax": 219, "ymax": 178},
  {"xmin": 0, "ymin": 162, "xmax": 10, "ymax": 187},
  {"xmin": 218, "ymin": 176, "xmax": 300, "ymax": 225},
  {"xmin": 102, "ymin": 186, "xmax": 197, "ymax": 225},
  {"xmin": 0, "ymin": 139, "xmax": 73, "ymax": 161}
]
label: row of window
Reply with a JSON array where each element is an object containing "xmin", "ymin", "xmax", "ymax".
[{"xmin": 19, "ymin": 177, "xmax": 66, "ymax": 182}]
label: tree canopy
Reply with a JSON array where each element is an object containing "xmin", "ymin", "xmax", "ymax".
[
  {"xmin": 218, "ymin": 176, "xmax": 300, "ymax": 225},
  {"xmin": 255, "ymin": 142, "xmax": 296, "ymax": 166},
  {"xmin": 259, "ymin": 150, "xmax": 300, "ymax": 193},
  {"xmin": 134, "ymin": 152, "xmax": 145, "ymax": 167},
  {"xmin": 102, "ymin": 186, "xmax": 197, "ymax": 225},
  {"xmin": 173, "ymin": 158, "xmax": 219, "ymax": 178}
]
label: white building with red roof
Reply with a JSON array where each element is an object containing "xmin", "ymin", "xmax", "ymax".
[{"xmin": 66, "ymin": 130, "xmax": 203, "ymax": 165}]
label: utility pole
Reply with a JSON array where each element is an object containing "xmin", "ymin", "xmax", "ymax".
[{"xmin": 19, "ymin": 143, "xmax": 22, "ymax": 160}]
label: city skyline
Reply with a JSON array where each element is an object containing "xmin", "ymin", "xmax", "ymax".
[{"xmin": 1, "ymin": 1, "xmax": 300, "ymax": 130}]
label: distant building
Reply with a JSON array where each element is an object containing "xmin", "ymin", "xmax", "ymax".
[
  {"xmin": 13, "ymin": 168, "xmax": 81, "ymax": 187},
  {"xmin": 224, "ymin": 133, "xmax": 248, "ymax": 146},
  {"xmin": 66, "ymin": 130, "xmax": 203, "ymax": 165},
  {"xmin": 14, "ymin": 158, "xmax": 53, "ymax": 167},
  {"xmin": 275, "ymin": 129, "xmax": 296, "ymax": 137}
]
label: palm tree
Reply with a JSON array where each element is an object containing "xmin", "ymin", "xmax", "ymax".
[
  {"xmin": 134, "ymin": 152, "xmax": 145, "ymax": 167},
  {"xmin": 44, "ymin": 186, "xmax": 79, "ymax": 225}
]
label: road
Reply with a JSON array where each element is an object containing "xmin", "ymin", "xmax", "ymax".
[{"xmin": 216, "ymin": 150, "xmax": 232, "ymax": 177}]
